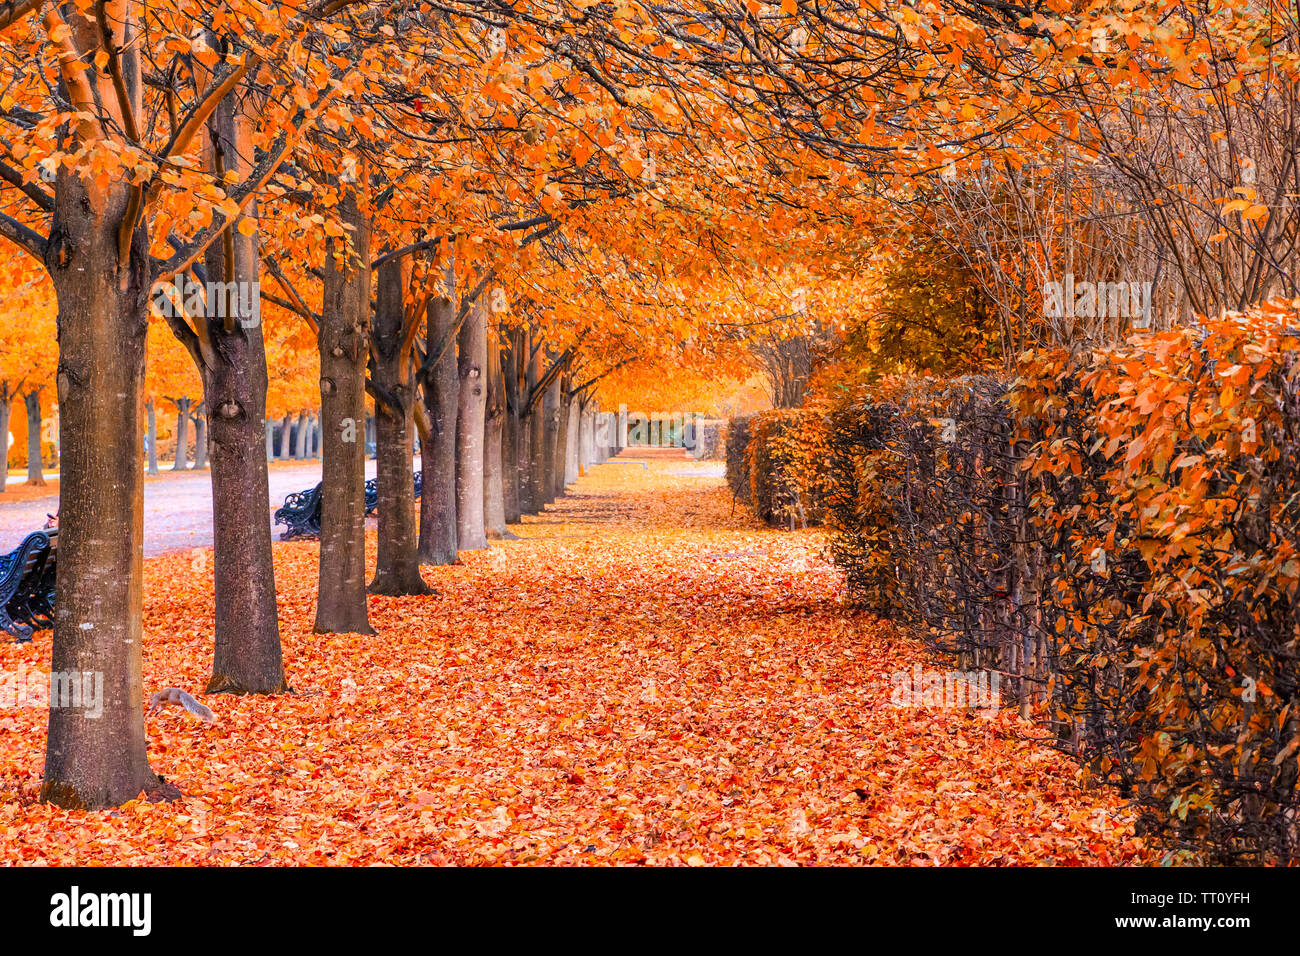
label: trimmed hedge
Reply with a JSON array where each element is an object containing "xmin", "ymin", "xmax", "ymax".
[
  {"xmin": 821, "ymin": 303, "xmax": 1300, "ymax": 864},
  {"xmin": 725, "ymin": 414, "xmax": 753, "ymax": 504},
  {"xmin": 726, "ymin": 409, "xmax": 829, "ymax": 527}
]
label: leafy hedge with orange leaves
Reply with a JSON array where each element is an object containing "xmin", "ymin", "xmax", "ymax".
[
  {"xmin": 821, "ymin": 302, "xmax": 1300, "ymax": 864},
  {"xmin": 726, "ymin": 408, "xmax": 833, "ymax": 528}
]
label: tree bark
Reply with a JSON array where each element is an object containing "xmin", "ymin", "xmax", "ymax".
[
  {"xmin": 25, "ymin": 390, "xmax": 46, "ymax": 485},
  {"xmin": 172, "ymin": 397, "xmax": 191, "ymax": 470},
  {"xmin": 145, "ymin": 399, "xmax": 160, "ymax": 476},
  {"xmin": 368, "ymin": 255, "xmax": 431, "ymax": 595},
  {"xmin": 551, "ymin": 375, "xmax": 570, "ymax": 496},
  {"xmin": 417, "ymin": 275, "xmax": 460, "ymax": 564},
  {"xmin": 483, "ymin": 328, "xmax": 512, "ymax": 539},
  {"xmin": 0, "ymin": 395, "xmax": 10, "ymax": 493},
  {"xmin": 198, "ymin": 93, "xmax": 288, "ymax": 692},
  {"xmin": 315, "ymin": 194, "xmax": 374, "ymax": 634},
  {"xmin": 501, "ymin": 330, "xmax": 522, "ymax": 523},
  {"xmin": 278, "ymin": 413, "xmax": 292, "ymax": 459},
  {"xmin": 191, "ymin": 402, "xmax": 208, "ymax": 470},
  {"xmin": 541, "ymin": 372, "xmax": 560, "ymax": 506},
  {"xmin": 455, "ymin": 299, "xmax": 488, "ymax": 551},
  {"xmin": 293, "ymin": 409, "xmax": 308, "ymax": 459},
  {"xmin": 564, "ymin": 392, "xmax": 581, "ymax": 486},
  {"xmin": 526, "ymin": 340, "xmax": 546, "ymax": 513},
  {"xmin": 42, "ymin": 147, "xmax": 163, "ymax": 809}
]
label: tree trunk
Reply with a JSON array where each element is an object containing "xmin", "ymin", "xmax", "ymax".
[
  {"xmin": 565, "ymin": 393, "xmax": 581, "ymax": 486},
  {"xmin": 315, "ymin": 194, "xmax": 374, "ymax": 634},
  {"xmin": 484, "ymin": 329, "xmax": 511, "ymax": 539},
  {"xmin": 526, "ymin": 341, "xmax": 546, "ymax": 513},
  {"xmin": 541, "ymin": 372, "xmax": 560, "ymax": 506},
  {"xmin": 264, "ymin": 418, "xmax": 274, "ymax": 460},
  {"xmin": 198, "ymin": 94, "xmax": 288, "ymax": 692},
  {"xmin": 172, "ymin": 397, "xmax": 191, "ymax": 469},
  {"xmin": 501, "ymin": 330, "xmax": 522, "ymax": 523},
  {"xmin": 368, "ymin": 255, "xmax": 430, "ymax": 595},
  {"xmin": 42, "ymin": 157, "xmax": 164, "ymax": 809},
  {"xmin": 551, "ymin": 377, "xmax": 571, "ymax": 496},
  {"xmin": 278, "ymin": 413, "xmax": 292, "ymax": 459},
  {"xmin": 0, "ymin": 395, "xmax": 11, "ymax": 493},
  {"xmin": 455, "ymin": 300, "xmax": 488, "ymax": 551},
  {"xmin": 25, "ymin": 390, "xmax": 46, "ymax": 485},
  {"xmin": 293, "ymin": 410, "xmax": 308, "ymax": 459},
  {"xmin": 145, "ymin": 399, "xmax": 160, "ymax": 476},
  {"xmin": 417, "ymin": 274, "xmax": 460, "ymax": 565},
  {"xmin": 578, "ymin": 401, "xmax": 592, "ymax": 475},
  {"xmin": 191, "ymin": 403, "xmax": 208, "ymax": 470}
]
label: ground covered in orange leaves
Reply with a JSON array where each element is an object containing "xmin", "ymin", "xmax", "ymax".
[{"xmin": 0, "ymin": 458, "xmax": 1151, "ymax": 865}]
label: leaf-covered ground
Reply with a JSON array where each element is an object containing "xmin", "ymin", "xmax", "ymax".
[{"xmin": 0, "ymin": 458, "xmax": 1151, "ymax": 864}]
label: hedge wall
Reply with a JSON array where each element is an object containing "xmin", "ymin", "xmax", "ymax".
[
  {"xmin": 725, "ymin": 408, "xmax": 830, "ymax": 527},
  {"xmin": 820, "ymin": 303, "xmax": 1300, "ymax": 864}
]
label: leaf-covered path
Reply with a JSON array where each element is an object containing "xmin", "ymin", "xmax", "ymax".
[{"xmin": 0, "ymin": 457, "xmax": 1150, "ymax": 864}]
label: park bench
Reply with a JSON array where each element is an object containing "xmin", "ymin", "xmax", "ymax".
[
  {"xmin": 0, "ymin": 529, "xmax": 58, "ymax": 642},
  {"xmin": 275, "ymin": 471, "xmax": 423, "ymax": 541}
]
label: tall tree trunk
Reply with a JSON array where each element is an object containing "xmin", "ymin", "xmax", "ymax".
[
  {"xmin": 541, "ymin": 373, "xmax": 560, "ymax": 506},
  {"xmin": 293, "ymin": 409, "xmax": 308, "ymax": 459},
  {"xmin": 145, "ymin": 399, "xmax": 160, "ymax": 476},
  {"xmin": 198, "ymin": 93, "xmax": 287, "ymax": 692},
  {"xmin": 369, "ymin": 255, "xmax": 430, "ymax": 595},
  {"xmin": 417, "ymin": 275, "xmax": 460, "ymax": 565},
  {"xmin": 172, "ymin": 397, "xmax": 191, "ymax": 469},
  {"xmin": 455, "ymin": 300, "xmax": 488, "ymax": 551},
  {"xmin": 42, "ymin": 149, "xmax": 164, "ymax": 809},
  {"xmin": 501, "ymin": 330, "xmax": 522, "ymax": 523},
  {"xmin": 483, "ymin": 329, "xmax": 511, "ymax": 539},
  {"xmin": 25, "ymin": 390, "xmax": 46, "ymax": 485},
  {"xmin": 191, "ymin": 402, "xmax": 208, "ymax": 470},
  {"xmin": 0, "ymin": 394, "xmax": 10, "ymax": 493},
  {"xmin": 315, "ymin": 194, "xmax": 374, "ymax": 634},
  {"xmin": 565, "ymin": 393, "xmax": 581, "ymax": 486},
  {"xmin": 278, "ymin": 413, "xmax": 292, "ymax": 459},
  {"xmin": 526, "ymin": 340, "xmax": 545, "ymax": 513},
  {"xmin": 551, "ymin": 375, "xmax": 570, "ymax": 497},
  {"xmin": 264, "ymin": 418, "xmax": 274, "ymax": 460},
  {"xmin": 503, "ymin": 402, "xmax": 521, "ymax": 522},
  {"xmin": 577, "ymin": 400, "xmax": 591, "ymax": 475}
]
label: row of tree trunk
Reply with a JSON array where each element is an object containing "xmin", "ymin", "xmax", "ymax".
[{"xmin": 35, "ymin": 86, "xmax": 629, "ymax": 806}]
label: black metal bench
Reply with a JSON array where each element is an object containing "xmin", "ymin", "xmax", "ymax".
[
  {"xmin": 1, "ymin": 530, "xmax": 57, "ymax": 642},
  {"xmin": 274, "ymin": 483, "xmax": 324, "ymax": 540},
  {"xmin": 275, "ymin": 471, "xmax": 422, "ymax": 541}
]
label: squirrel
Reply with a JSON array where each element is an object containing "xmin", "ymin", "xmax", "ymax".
[{"xmin": 148, "ymin": 688, "xmax": 216, "ymax": 724}]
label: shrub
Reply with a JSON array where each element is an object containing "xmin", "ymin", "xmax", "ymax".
[
  {"xmin": 724, "ymin": 414, "xmax": 753, "ymax": 504},
  {"xmin": 727, "ymin": 408, "xmax": 832, "ymax": 527},
  {"xmin": 821, "ymin": 301, "xmax": 1300, "ymax": 864}
]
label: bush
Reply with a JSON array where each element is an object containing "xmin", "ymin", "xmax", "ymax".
[
  {"xmin": 822, "ymin": 302, "xmax": 1300, "ymax": 864},
  {"xmin": 727, "ymin": 409, "xmax": 831, "ymax": 527},
  {"xmin": 724, "ymin": 414, "xmax": 753, "ymax": 504}
]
